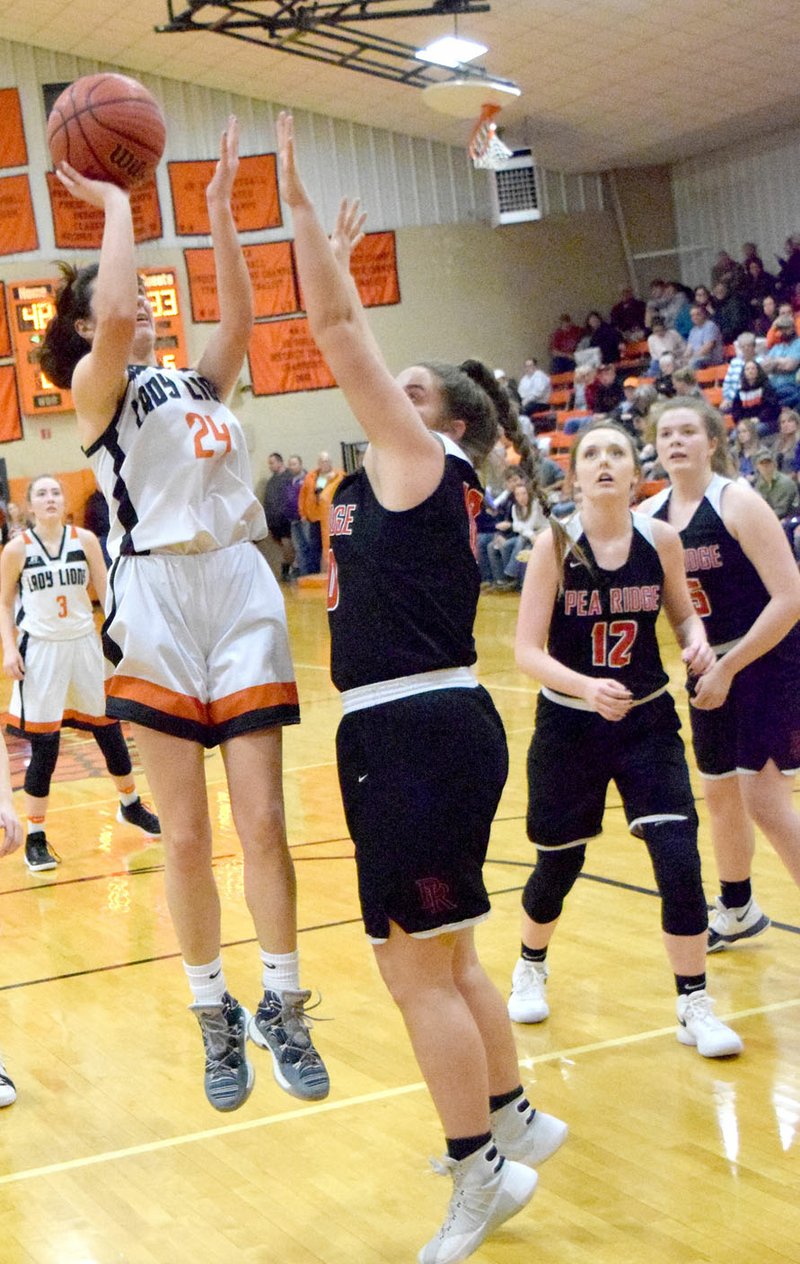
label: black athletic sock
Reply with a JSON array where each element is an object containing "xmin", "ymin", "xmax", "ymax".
[
  {"xmin": 446, "ymin": 1131, "xmax": 492, "ymax": 1162},
  {"xmin": 720, "ymin": 879, "xmax": 752, "ymax": 909},
  {"xmin": 675, "ymin": 972, "xmax": 706, "ymax": 997},
  {"xmin": 521, "ymin": 944, "xmax": 548, "ymax": 963},
  {"xmin": 489, "ymin": 1085, "xmax": 524, "ymax": 1114}
]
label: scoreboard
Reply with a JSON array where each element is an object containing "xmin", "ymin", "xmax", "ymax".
[
  {"xmin": 8, "ymin": 279, "xmax": 72, "ymax": 416},
  {"xmin": 7, "ymin": 268, "xmax": 189, "ymax": 417},
  {"xmin": 140, "ymin": 268, "xmax": 189, "ymax": 371}
]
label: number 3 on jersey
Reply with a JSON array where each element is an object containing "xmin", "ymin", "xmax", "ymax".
[{"xmin": 592, "ymin": 619, "xmax": 637, "ymax": 668}]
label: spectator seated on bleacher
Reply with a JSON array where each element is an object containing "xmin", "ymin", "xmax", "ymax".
[
  {"xmin": 568, "ymin": 362, "xmax": 597, "ymax": 411},
  {"xmin": 774, "ymin": 408, "xmax": 800, "ymax": 475},
  {"xmin": 672, "ymin": 367, "xmax": 704, "ymax": 398},
  {"xmin": 711, "ymin": 249, "xmax": 746, "ymax": 293},
  {"xmin": 730, "ymin": 360, "xmax": 781, "ymax": 435},
  {"xmin": 761, "ymin": 313, "xmax": 800, "ymax": 409},
  {"xmin": 518, "ymin": 358, "xmax": 552, "ymax": 416},
  {"xmin": 486, "ymin": 478, "xmax": 547, "ymax": 591},
  {"xmin": 693, "ymin": 284, "xmax": 714, "ymax": 316},
  {"xmin": 654, "ymin": 352, "xmax": 677, "ymax": 398},
  {"xmin": 647, "ymin": 316, "xmax": 686, "ymax": 375},
  {"xmin": 765, "ymin": 301, "xmax": 800, "ymax": 346},
  {"xmin": 549, "ymin": 314, "xmax": 583, "ymax": 374},
  {"xmin": 610, "ymin": 377, "xmax": 641, "ymax": 432},
  {"xmin": 686, "ymin": 304, "xmax": 724, "ymax": 369},
  {"xmin": 610, "ymin": 287, "xmax": 646, "ymax": 342},
  {"xmin": 585, "ymin": 311, "xmax": 623, "ymax": 365},
  {"xmin": 753, "ymin": 294, "xmax": 778, "ymax": 339},
  {"xmin": 753, "ymin": 449, "xmax": 800, "ymax": 523},
  {"xmin": 586, "ymin": 362, "xmax": 624, "ymax": 415},
  {"xmin": 660, "ymin": 281, "xmax": 690, "ymax": 333},
  {"xmin": 744, "ymin": 257, "xmax": 778, "ymax": 322},
  {"xmin": 721, "ymin": 331, "xmax": 757, "ymax": 412},
  {"xmin": 710, "ymin": 281, "xmax": 751, "ymax": 344},
  {"xmin": 777, "ymin": 234, "xmax": 800, "ymax": 295},
  {"xmin": 730, "ymin": 417, "xmax": 761, "ymax": 480}
]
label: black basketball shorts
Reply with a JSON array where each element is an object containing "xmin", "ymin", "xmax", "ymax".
[{"xmin": 336, "ymin": 685, "xmax": 508, "ymax": 943}]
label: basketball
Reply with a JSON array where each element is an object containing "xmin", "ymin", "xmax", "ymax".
[{"xmin": 47, "ymin": 73, "xmax": 166, "ymax": 190}]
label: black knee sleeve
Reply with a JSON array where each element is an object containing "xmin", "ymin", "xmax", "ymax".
[
  {"xmin": 642, "ymin": 816, "xmax": 707, "ymax": 936},
  {"xmin": 522, "ymin": 845, "xmax": 586, "ymax": 925},
  {"xmin": 24, "ymin": 733, "xmax": 61, "ymax": 798},
  {"xmin": 93, "ymin": 722, "xmax": 133, "ymax": 779}
]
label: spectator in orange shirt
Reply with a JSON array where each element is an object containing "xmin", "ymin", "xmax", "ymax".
[{"xmin": 297, "ymin": 450, "xmax": 342, "ymax": 575}]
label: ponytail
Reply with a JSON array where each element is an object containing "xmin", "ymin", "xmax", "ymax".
[{"xmin": 39, "ymin": 261, "xmax": 98, "ymax": 389}]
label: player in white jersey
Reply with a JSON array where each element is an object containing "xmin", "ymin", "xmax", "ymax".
[
  {"xmin": 38, "ymin": 119, "xmax": 328, "ymax": 1113},
  {"xmin": 0, "ymin": 476, "xmax": 160, "ymax": 873}
]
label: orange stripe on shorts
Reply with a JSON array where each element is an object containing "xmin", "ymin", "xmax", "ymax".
[
  {"xmin": 208, "ymin": 681, "xmax": 299, "ymax": 726},
  {"xmin": 106, "ymin": 675, "xmax": 208, "ymax": 725}
]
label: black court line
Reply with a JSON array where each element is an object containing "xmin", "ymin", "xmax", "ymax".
[
  {"xmin": 489, "ymin": 868, "xmax": 800, "ymax": 935},
  {"xmin": 0, "ymin": 915, "xmax": 361, "ymax": 993},
  {"xmin": 0, "ymin": 838, "xmax": 355, "ymax": 899},
  {"xmin": 3, "ymin": 872, "xmax": 799, "ymax": 995}
]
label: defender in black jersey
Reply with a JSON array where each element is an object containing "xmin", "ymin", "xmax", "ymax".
[
  {"xmin": 279, "ymin": 114, "xmax": 565, "ymax": 1264},
  {"xmin": 645, "ymin": 398, "xmax": 800, "ymax": 953},
  {"xmin": 511, "ymin": 421, "xmax": 742, "ymax": 1060}
]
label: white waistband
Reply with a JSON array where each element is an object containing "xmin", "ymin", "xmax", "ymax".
[
  {"xmin": 341, "ymin": 667, "xmax": 479, "ymax": 715},
  {"xmin": 711, "ymin": 636, "xmax": 742, "ymax": 656},
  {"xmin": 541, "ymin": 683, "xmax": 668, "ymax": 712}
]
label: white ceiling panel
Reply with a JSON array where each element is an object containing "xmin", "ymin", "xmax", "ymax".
[{"xmin": 2, "ymin": 0, "xmax": 799, "ymax": 172}]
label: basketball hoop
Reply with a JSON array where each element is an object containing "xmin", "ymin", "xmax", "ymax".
[
  {"xmin": 421, "ymin": 78, "xmax": 521, "ymax": 172},
  {"xmin": 468, "ymin": 102, "xmax": 513, "ymax": 170}
]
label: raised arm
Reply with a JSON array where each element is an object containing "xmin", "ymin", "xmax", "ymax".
[
  {"xmin": 196, "ymin": 118, "xmax": 253, "ymax": 399},
  {"xmin": 275, "ymin": 112, "xmax": 442, "ymax": 506},
  {"xmin": 58, "ymin": 166, "xmax": 137, "ymax": 448}
]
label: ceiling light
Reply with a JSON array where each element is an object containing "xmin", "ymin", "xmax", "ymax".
[{"xmin": 415, "ymin": 35, "xmax": 488, "ymax": 68}]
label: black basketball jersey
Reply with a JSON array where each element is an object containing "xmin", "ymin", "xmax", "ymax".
[
  {"xmin": 327, "ymin": 436, "xmax": 483, "ymax": 692},
  {"xmin": 547, "ymin": 512, "xmax": 668, "ymax": 700},
  {"xmin": 651, "ymin": 474, "xmax": 800, "ymax": 654}
]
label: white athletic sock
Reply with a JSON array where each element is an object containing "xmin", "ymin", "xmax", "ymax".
[
  {"xmin": 260, "ymin": 948, "xmax": 300, "ymax": 994},
  {"xmin": 184, "ymin": 956, "xmax": 227, "ymax": 1006},
  {"xmin": 119, "ymin": 787, "xmax": 139, "ymax": 807}
]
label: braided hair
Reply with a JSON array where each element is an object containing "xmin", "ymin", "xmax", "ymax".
[{"xmin": 39, "ymin": 261, "xmax": 99, "ymax": 390}]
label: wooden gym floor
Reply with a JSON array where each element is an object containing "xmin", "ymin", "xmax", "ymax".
[{"xmin": 0, "ymin": 587, "xmax": 798, "ymax": 1264}]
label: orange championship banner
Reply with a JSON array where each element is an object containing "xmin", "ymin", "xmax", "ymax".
[
  {"xmin": 7, "ymin": 279, "xmax": 73, "ymax": 416},
  {"xmin": 351, "ymin": 231, "xmax": 400, "ymax": 308},
  {"xmin": 185, "ymin": 241, "xmax": 298, "ymax": 322},
  {"xmin": 0, "ymin": 174, "xmax": 38, "ymax": 255},
  {"xmin": 168, "ymin": 154, "xmax": 281, "ymax": 236},
  {"xmin": 0, "ymin": 90, "xmax": 27, "ymax": 169},
  {"xmin": 47, "ymin": 173, "xmax": 163, "ymax": 248},
  {"xmin": 248, "ymin": 318, "xmax": 336, "ymax": 396},
  {"xmin": 0, "ymin": 282, "xmax": 10, "ymax": 358},
  {"xmin": 0, "ymin": 365, "xmax": 23, "ymax": 443}
]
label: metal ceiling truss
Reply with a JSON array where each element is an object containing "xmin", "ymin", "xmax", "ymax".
[{"xmin": 156, "ymin": 1, "xmax": 516, "ymax": 91}]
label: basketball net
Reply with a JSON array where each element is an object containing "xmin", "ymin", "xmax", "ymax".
[{"xmin": 468, "ymin": 102, "xmax": 513, "ymax": 170}]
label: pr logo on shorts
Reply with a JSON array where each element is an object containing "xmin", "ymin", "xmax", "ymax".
[{"xmin": 416, "ymin": 876, "xmax": 457, "ymax": 915}]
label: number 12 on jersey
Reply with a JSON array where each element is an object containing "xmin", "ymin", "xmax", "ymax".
[{"xmin": 591, "ymin": 620, "xmax": 637, "ymax": 669}]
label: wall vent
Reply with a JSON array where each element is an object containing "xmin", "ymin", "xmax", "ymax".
[{"xmin": 488, "ymin": 149, "xmax": 541, "ymax": 226}]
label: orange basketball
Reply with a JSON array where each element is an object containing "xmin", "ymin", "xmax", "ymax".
[{"xmin": 47, "ymin": 73, "xmax": 166, "ymax": 190}]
